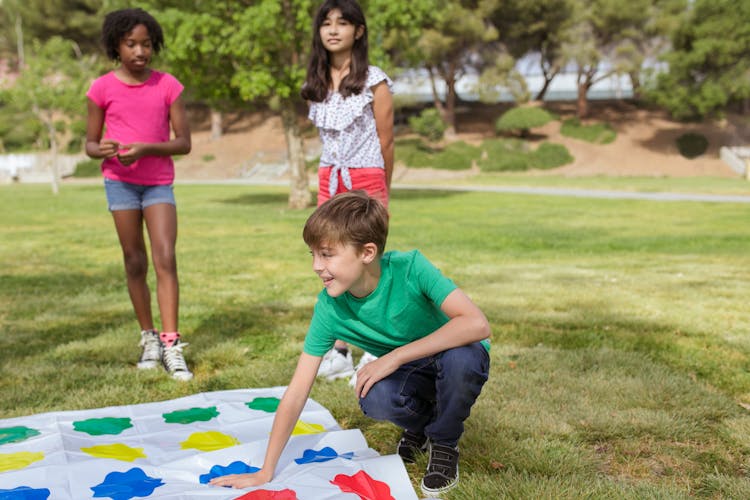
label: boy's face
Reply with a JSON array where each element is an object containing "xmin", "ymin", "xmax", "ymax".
[{"xmin": 310, "ymin": 242, "xmax": 369, "ymax": 298}]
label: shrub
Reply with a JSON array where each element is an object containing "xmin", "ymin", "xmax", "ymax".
[
  {"xmin": 530, "ymin": 142, "xmax": 574, "ymax": 169},
  {"xmin": 478, "ymin": 138, "xmax": 531, "ymax": 172},
  {"xmin": 560, "ymin": 118, "xmax": 616, "ymax": 144},
  {"xmin": 675, "ymin": 133, "xmax": 708, "ymax": 159},
  {"xmin": 73, "ymin": 158, "xmax": 101, "ymax": 178},
  {"xmin": 495, "ymin": 106, "xmax": 554, "ymax": 136},
  {"xmin": 395, "ymin": 138, "xmax": 478, "ymax": 170},
  {"xmin": 408, "ymin": 108, "xmax": 447, "ymax": 142}
]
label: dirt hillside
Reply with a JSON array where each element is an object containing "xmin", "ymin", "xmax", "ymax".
[{"xmin": 176, "ymin": 101, "xmax": 745, "ymax": 182}]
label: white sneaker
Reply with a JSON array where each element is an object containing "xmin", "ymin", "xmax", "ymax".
[
  {"xmin": 137, "ymin": 330, "xmax": 162, "ymax": 369},
  {"xmin": 317, "ymin": 348, "xmax": 355, "ymax": 380},
  {"xmin": 349, "ymin": 352, "xmax": 379, "ymax": 387},
  {"xmin": 161, "ymin": 338, "xmax": 193, "ymax": 381}
]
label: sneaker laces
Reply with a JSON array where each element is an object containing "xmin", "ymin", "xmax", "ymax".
[{"xmin": 163, "ymin": 342, "xmax": 189, "ymax": 373}]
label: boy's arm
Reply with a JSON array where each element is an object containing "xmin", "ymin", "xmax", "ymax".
[
  {"xmin": 354, "ymin": 288, "xmax": 490, "ymax": 398},
  {"xmin": 209, "ymin": 353, "xmax": 321, "ymax": 489}
]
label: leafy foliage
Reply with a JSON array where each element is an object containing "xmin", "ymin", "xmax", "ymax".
[
  {"xmin": 495, "ymin": 106, "xmax": 555, "ymax": 136},
  {"xmin": 408, "ymin": 108, "xmax": 447, "ymax": 142},
  {"xmin": 675, "ymin": 133, "xmax": 709, "ymax": 159},
  {"xmin": 648, "ymin": 0, "xmax": 750, "ymax": 119},
  {"xmin": 395, "ymin": 138, "xmax": 479, "ymax": 170}
]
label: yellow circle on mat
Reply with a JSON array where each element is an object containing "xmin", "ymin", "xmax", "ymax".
[
  {"xmin": 292, "ymin": 420, "xmax": 325, "ymax": 435},
  {"xmin": 180, "ymin": 431, "xmax": 240, "ymax": 451},
  {"xmin": 81, "ymin": 443, "xmax": 146, "ymax": 462},
  {"xmin": 0, "ymin": 451, "xmax": 45, "ymax": 472}
]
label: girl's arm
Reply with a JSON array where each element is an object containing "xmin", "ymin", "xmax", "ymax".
[
  {"xmin": 116, "ymin": 95, "xmax": 192, "ymax": 166},
  {"xmin": 354, "ymin": 288, "xmax": 490, "ymax": 398},
  {"xmin": 372, "ymin": 81, "xmax": 394, "ymax": 189},
  {"xmin": 85, "ymin": 99, "xmax": 119, "ymax": 160},
  {"xmin": 209, "ymin": 353, "xmax": 322, "ymax": 489}
]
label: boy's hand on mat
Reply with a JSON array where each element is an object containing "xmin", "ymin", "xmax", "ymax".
[
  {"xmin": 355, "ymin": 355, "xmax": 399, "ymax": 398},
  {"xmin": 209, "ymin": 469, "xmax": 273, "ymax": 488}
]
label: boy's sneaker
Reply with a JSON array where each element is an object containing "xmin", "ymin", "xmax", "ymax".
[
  {"xmin": 348, "ymin": 351, "xmax": 379, "ymax": 387},
  {"xmin": 160, "ymin": 333, "xmax": 193, "ymax": 381},
  {"xmin": 317, "ymin": 348, "xmax": 355, "ymax": 380},
  {"xmin": 137, "ymin": 329, "xmax": 162, "ymax": 369},
  {"xmin": 397, "ymin": 429, "xmax": 428, "ymax": 463},
  {"xmin": 420, "ymin": 443, "xmax": 459, "ymax": 497}
]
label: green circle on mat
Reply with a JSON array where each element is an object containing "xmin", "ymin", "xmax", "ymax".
[
  {"xmin": 246, "ymin": 397, "xmax": 280, "ymax": 413},
  {"xmin": 72, "ymin": 417, "xmax": 133, "ymax": 436},
  {"xmin": 0, "ymin": 426, "xmax": 41, "ymax": 445},
  {"xmin": 163, "ymin": 406, "xmax": 219, "ymax": 424}
]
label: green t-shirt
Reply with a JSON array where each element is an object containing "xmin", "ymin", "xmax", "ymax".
[{"xmin": 304, "ymin": 249, "xmax": 488, "ymax": 357}]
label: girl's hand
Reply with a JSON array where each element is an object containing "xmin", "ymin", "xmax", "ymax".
[
  {"xmin": 117, "ymin": 143, "xmax": 146, "ymax": 166},
  {"xmin": 354, "ymin": 354, "xmax": 399, "ymax": 398},
  {"xmin": 99, "ymin": 139, "xmax": 120, "ymax": 159},
  {"xmin": 209, "ymin": 469, "xmax": 273, "ymax": 489}
]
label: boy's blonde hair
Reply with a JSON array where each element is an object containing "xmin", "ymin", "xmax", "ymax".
[{"xmin": 303, "ymin": 191, "xmax": 389, "ymax": 255}]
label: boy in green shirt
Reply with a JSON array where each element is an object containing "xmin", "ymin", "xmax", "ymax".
[{"xmin": 211, "ymin": 190, "xmax": 490, "ymax": 497}]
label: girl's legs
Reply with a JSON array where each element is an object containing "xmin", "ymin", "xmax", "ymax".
[
  {"xmin": 111, "ymin": 209, "xmax": 153, "ymax": 330},
  {"xmin": 143, "ymin": 203, "xmax": 178, "ymax": 333}
]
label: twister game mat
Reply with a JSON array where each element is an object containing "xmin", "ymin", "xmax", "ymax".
[{"xmin": 0, "ymin": 388, "xmax": 418, "ymax": 499}]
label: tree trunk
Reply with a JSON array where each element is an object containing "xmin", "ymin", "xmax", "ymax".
[
  {"xmin": 280, "ymin": 101, "xmax": 311, "ymax": 209},
  {"xmin": 628, "ymin": 71, "xmax": 642, "ymax": 101},
  {"xmin": 534, "ymin": 76, "xmax": 552, "ymax": 102},
  {"xmin": 15, "ymin": 15, "xmax": 24, "ymax": 70},
  {"xmin": 427, "ymin": 66, "xmax": 446, "ymax": 117},
  {"xmin": 576, "ymin": 82, "xmax": 589, "ymax": 119},
  {"xmin": 210, "ymin": 109, "xmax": 222, "ymax": 141},
  {"xmin": 443, "ymin": 75, "xmax": 457, "ymax": 138},
  {"xmin": 47, "ymin": 121, "xmax": 59, "ymax": 195}
]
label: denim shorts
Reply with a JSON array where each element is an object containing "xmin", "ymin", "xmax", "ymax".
[{"xmin": 104, "ymin": 178, "xmax": 176, "ymax": 211}]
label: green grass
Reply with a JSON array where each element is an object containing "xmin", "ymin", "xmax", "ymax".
[
  {"xmin": 561, "ymin": 118, "xmax": 617, "ymax": 144},
  {"xmin": 3, "ymin": 183, "xmax": 750, "ymax": 497}
]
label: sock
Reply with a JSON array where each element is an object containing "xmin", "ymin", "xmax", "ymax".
[
  {"xmin": 160, "ymin": 332, "xmax": 180, "ymax": 348},
  {"xmin": 334, "ymin": 346, "xmax": 349, "ymax": 356}
]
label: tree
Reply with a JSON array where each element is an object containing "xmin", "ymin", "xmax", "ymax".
[
  {"xmin": 375, "ymin": 0, "xmax": 497, "ymax": 136},
  {"xmin": 648, "ymin": 0, "xmax": 750, "ymax": 119},
  {"xmin": 1, "ymin": 36, "xmax": 99, "ymax": 193},
  {"xmin": 145, "ymin": 0, "xmax": 314, "ymax": 209},
  {"xmin": 487, "ymin": 0, "xmax": 574, "ymax": 102}
]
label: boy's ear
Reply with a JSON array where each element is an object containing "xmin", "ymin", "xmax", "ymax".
[{"xmin": 360, "ymin": 242, "xmax": 378, "ymax": 264}]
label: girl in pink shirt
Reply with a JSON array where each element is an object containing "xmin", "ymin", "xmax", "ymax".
[{"xmin": 85, "ymin": 8, "xmax": 193, "ymax": 381}]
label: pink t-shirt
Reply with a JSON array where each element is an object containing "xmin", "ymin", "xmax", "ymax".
[{"xmin": 86, "ymin": 70, "xmax": 184, "ymax": 185}]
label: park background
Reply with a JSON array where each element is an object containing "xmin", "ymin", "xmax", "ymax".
[{"xmin": 2, "ymin": 0, "xmax": 750, "ymax": 498}]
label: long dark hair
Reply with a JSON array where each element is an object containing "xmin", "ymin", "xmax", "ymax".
[
  {"xmin": 101, "ymin": 8, "xmax": 164, "ymax": 61},
  {"xmin": 301, "ymin": 0, "xmax": 369, "ymax": 102}
]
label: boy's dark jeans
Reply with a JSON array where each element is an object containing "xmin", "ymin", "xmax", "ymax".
[{"xmin": 359, "ymin": 342, "xmax": 489, "ymax": 447}]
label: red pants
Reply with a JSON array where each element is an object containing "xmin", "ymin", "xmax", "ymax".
[{"xmin": 317, "ymin": 166, "xmax": 389, "ymax": 208}]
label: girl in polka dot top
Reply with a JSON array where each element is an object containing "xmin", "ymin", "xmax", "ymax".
[
  {"xmin": 301, "ymin": 0, "xmax": 394, "ymax": 380},
  {"xmin": 302, "ymin": 0, "xmax": 394, "ymax": 209}
]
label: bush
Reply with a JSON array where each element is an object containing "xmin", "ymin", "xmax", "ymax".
[
  {"xmin": 408, "ymin": 108, "xmax": 447, "ymax": 142},
  {"xmin": 495, "ymin": 106, "xmax": 554, "ymax": 136},
  {"xmin": 478, "ymin": 138, "xmax": 531, "ymax": 172},
  {"xmin": 395, "ymin": 138, "xmax": 478, "ymax": 170},
  {"xmin": 530, "ymin": 142, "xmax": 574, "ymax": 169},
  {"xmin": 676, "ymin": 133, "xmax": 708, "ymax": 159},
  {"xmin": 560, "ymin": 118, "xmax": 616, "ymax": 144},
  {"xmin": 72, "ymin": 158, "xmax": 101, "ymax": 178}
]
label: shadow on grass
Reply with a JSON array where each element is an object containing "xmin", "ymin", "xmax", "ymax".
[
  {"xmin": 216, "ymin": 192, "xmax": 292, "ymax": 206},
  {"xmin": 390, "ymin": 189, "xmax": 464, "ymax": 201}
]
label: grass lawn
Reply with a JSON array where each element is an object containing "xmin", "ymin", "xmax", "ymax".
[{"xmin": 2, "ymin": 182, "xmax": 750, "ymax": 498}]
